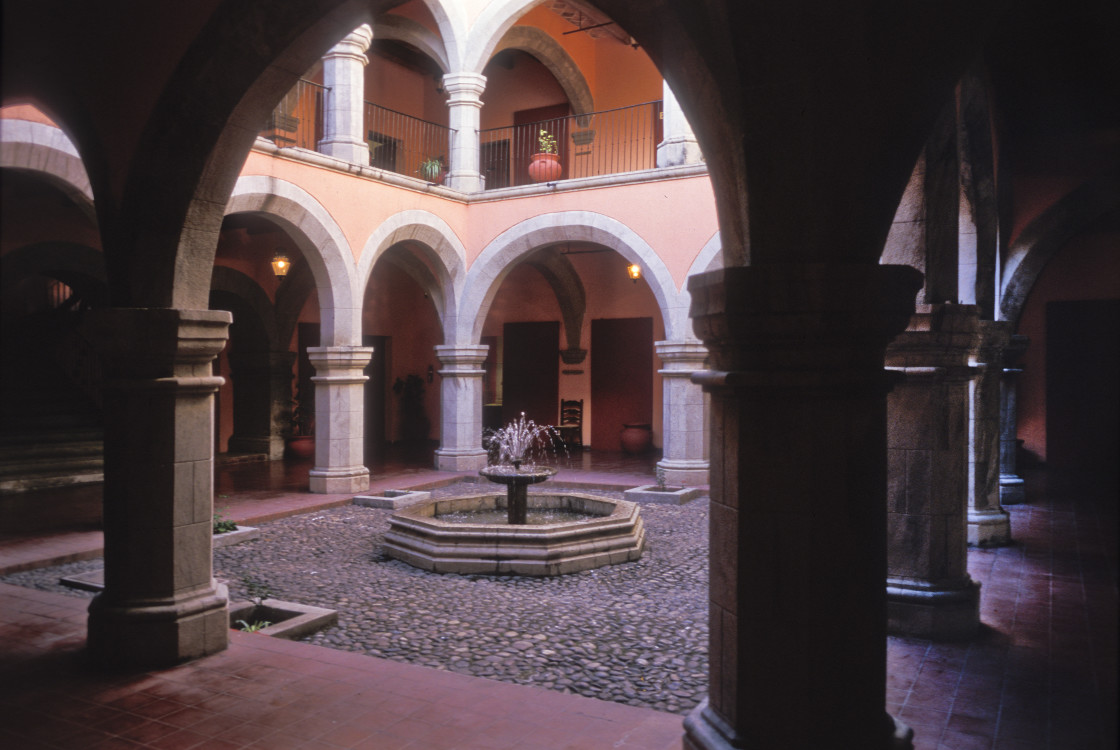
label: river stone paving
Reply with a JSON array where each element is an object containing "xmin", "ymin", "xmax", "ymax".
[{"xmin": 1, "ymin": 484, "xmax": 710, "ymax": 715}]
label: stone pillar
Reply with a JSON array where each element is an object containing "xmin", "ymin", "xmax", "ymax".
[
  {"xmin": 318, "ymin": 25, "xmax": 373, "ymax": 164},
  {"xmin": 683, "ymin": 264, "xmax": 920, "ymax": 750},
  {"xmin": 307, "ymin": 346, "xmax": 372, "ymax": 493},
  {"xmin": 434, "ymin": 344, "xmax": 489, "ymax": 471},
  {"xmin": 886, "ymin": 304, "xmax": 981, "ymax": 640},
  {"xmin": 999, "ymin": 334, "xmax": 1028, "ymax": 504},
  {"xmin": 655, "ymin": 340, "xmax": 709, "ymax": 486},
  {"xmin": 657, "ymin": 82, "xmax": 703, "ymax": 167},
  {"xmin": 967, "ymin": 321, "xmax": 1012, "ymax": 546},
  {"xmin": 83, "ymin": 308, "xmax": 231, "ymax": 669},
  {"xmin": 442, "ymin": 73, "xmax": 486, "ymax": 192},
  {"xmin": 226, "ymin": 350, "xmax": 294, "ymax": 460}
]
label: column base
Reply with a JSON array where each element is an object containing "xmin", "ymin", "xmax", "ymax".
[
  {"xmin": 887, "ymin": 578, "xmax": 980, "ymax": 640},
  {"xmin": 968, "ymin": 507, "xmax": 1012, "ymax": 547},
  {"xmin": 683, "ymin": 699, "xmax": 913, "ymax": 750},
  {"xmin": 88, "ymin": 582, "xmax": 229, "ymax": 670},
  {"xmin": 318, "ymin": 138, "xmax": 371, "ymax": 166},
  {"xmin": 434, "ymin": 449, "xmax": 488, "ymax": 472},
  {"xmin": 227, "ymin": 435, "xmax": 285, "ymax": 461},
  {"xmin": 656, "ymin": 458, "xmax": 709, "ymax": 487},
  {"xmin": 309, "ymin": 467, "xmax": 369, "ymax": 494},
  {"xmin": 999, "ymin": 475, "xmax": 1026, "ymax": 504}
]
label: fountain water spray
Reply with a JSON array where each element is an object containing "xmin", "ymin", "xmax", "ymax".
[{"xmin": 482, "ymin": 413, "xmax": 561, "ymax": 523}]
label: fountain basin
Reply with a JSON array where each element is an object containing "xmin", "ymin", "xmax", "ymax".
[{"xmin": 383, "ymin": 491, "xmax": 645, "ymax": 576}]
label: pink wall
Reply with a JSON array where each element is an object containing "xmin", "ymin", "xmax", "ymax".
[
  {"xmin": 481, "ymin": 50, "xmax": 569, "ymax": 129},
  {"xmin": 1015, "ymin": 227, "xmax": 1120, "ymax": 461}
]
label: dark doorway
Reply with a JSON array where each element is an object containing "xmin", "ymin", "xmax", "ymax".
[
  {"xmin": 591, "ymin": 317, "xmax": 653, "ymax": 451},
  {"xmin": 1046, "ymin": 299, "xmax": 1120, "ymax": 497},
  {"xmin": 297, "ymin": 322, "xmax": 320, "ymax": 436},
  {"xmin": 363, "ymin": 335, "xmax": 388, "ymax": 464},
  {"xmin": 502, "ymin": 321, "xmax": 559, "ymax": 429}
]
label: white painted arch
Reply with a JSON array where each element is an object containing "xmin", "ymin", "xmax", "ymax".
[
  {"xmin": 0, "ymin": 118, "xmax": 96, "ymax": 223},
  {"xmin": 456, "ymin": 210, "xmax": 688, "ymax": 345},
  {"xmin": 226, "ymin": 175, "xmax": 361, "ymax": 345},
  {"xmin": 358, "ymin": 209, "xmax": 468, "ymax": 344}
]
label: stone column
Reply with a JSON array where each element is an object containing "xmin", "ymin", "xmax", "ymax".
[
  {"xmin": 655, "ymin": 340, "xmax": 709, "ymax": 486},
  {"xmin": 999, "ymin": 334, "xmax": 1028, "ymax": 504},
  {"xmin": 226, "ymin": 350, "xmax": 294, "ymax": 460},
  {"xmin": 83, "ymin": 308, "xmax": 231, "ymax": 669},
  {"xmin": 657, "ymin": 82, "xmax": 703, "ymax": 167},
  {"xmin": 433, "ymin": 344, "xmax": 489, "ymax": 471},
  {"xmin": 967, "ymin": 320, "xmax": 1012, "ymax": 546},
  {"xmin": 442, "ymin": 73, "xmax": 487, "ymax": 192},
  {"xmin": 307, "ymin": 346, "xmax": 372, "ymax": 493},
  {"xmin": 318, "ymin": 25, "xmax": 373, "ymax": 164},
  {"xmin": 886, "ymin": 303, "xmax": 981, "ymax": 640},
  {"xmin": 683, "ymin": 264, "xmax": 920, "ymax": 750}
]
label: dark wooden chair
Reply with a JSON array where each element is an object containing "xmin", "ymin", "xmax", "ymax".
[{"xmin": 558, "ymin": 399, "xmax": 583, "ymax": 449}]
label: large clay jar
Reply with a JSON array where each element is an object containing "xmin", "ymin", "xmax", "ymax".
[
  {"xmin": 528, "ymin": 153, "xmax": 563, "ymax": 182},
  {"xmin": 286, "ymin": 436, "xmax": 314, "ymax": 459},
  {"xmin": 620, "ymin": 423, "xmax": 652, "ymax": 454}
]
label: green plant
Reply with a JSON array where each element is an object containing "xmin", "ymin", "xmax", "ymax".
[
  {"xmin": 419, "ymin": 156, "xmax": 444, "ymax": 181},
  {"xmin": 236, "ymin": 619, "xmax": 272, "ymax": 632},
  {"xmin": 241, "ymin": 575, "xmax": 274, "ymax": 606},
  {"xmin": 212, "ymin": 511, "xmax": 238, "ymax": 534},
  {"xmin": 537, "ymin": 129, "xmax": 557, "ymax": 155}
]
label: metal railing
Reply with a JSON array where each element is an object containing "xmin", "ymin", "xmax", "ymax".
[
  {"xmin": 363, "ymin": 102, "xmax": 454, "ymax": 181},
  {"xmin": 261, "ymin": 80, "xmax": 327, "ymax": 151},
  {"xmin": 479, "ymin": 100, "xmax": 666, "ymax": 189}
]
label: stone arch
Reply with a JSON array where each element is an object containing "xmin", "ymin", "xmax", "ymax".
[
  {"xmin": 522, "ymin": 248, "xmax": 587, "ymax": 356},
  {"xmin": 492, "ymin": 26, "xmax": 594, "ymax": 115},
  {"xmin": 999, "ymin": 169, "xmax": 1120, "ymax": 326},
  {"xmin": 359, "ymin": 210, "xmax": 467, "ymax": 344},
  {"xmin": 226, "ymin": 175, "xmax": 361, "ymax": 345},
  {"xmin": 0, "ymin": 119, "xmax": 96, "ymax": 224},
  {"xmin": 209, "ymin": 265, "xmax": 280, "ymax": 349},
  {"xmin": 375, "ymin": 13, "xmax": 450, "ymax": 74},
  {"xmin": 459, "ymin": 0, "xmax": 546, "ymax": 73},
  {"xmin": 456, "ymin": 211, "xmax": 685, "ymax": 345},
  {"xmin": 689, "ymin": 231, "xmax": 724, "ymax": 277}
]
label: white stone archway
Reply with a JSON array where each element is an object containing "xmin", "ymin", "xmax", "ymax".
[
  {"xmin": 226, "ymin": 175, "xmax": 371, "ymax": 493},
  {"xmin": 0, "ymin": 118, "xmax": 96, "ymax": 223}
]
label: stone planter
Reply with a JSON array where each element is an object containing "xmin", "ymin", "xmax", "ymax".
[
  {"xmin": 228, "ymin": 599, "xmax": 337, "ymax": 639},
  {"xmin": 212, "ymin": 525, "xmax": 260, "ymax": 549},
  {"xmin": 353, "ymin": 489, "xmax": 431, "ymax": 509},
  {"xmin": 624, "ymin": 484, "xmax": 704, "ymax": 505}
]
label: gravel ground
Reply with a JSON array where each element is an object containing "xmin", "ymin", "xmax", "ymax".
[{"xmin": 2, "ymin": 485, "xmax": 710, "ymax": 715}]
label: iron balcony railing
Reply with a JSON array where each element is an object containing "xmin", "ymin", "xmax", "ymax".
[
  {"xmin": 479, "ymin": 100, "xmax": 667, "ymax": 189},
  {"xmin": 363, "ymin": 102, "xmax": 454, "ymax": 182},
  {"xmin": 261, "ymin": 79, "xmax": 327, "ymax": 151}
]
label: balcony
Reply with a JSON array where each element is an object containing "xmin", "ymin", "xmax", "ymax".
[{"xmin": 261, "ymin": 85, "xmax": 690, "ymax": 189}]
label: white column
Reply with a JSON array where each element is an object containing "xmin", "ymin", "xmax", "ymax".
[
  {"xmin": 442, "ymin": 73, "xmax": 487, "ymax": 192},
  {"xmin": 318, "ymin": 24, "xmax": 373, "ymax": 164},
  {"xmin": 656, "ymin": 82, "xmax": 702, "ymax": 167},
  {"xmin": 967, "ymin": 320, "xmax": 1012, "ymax": 546},
  {"xmin": 308, "ymin": 346, "xmax": 372, "ymax": 493},
  {"xmin": 434, "ymin": 344, "xmax": 489, "ymax": 471},
  {"xmin": 655, "ymin": 340, "xmax": 709, "ymax": 486},
  {"xmin": 999, "ymin": 335, "xmax": 1028, "ymax": 504}
]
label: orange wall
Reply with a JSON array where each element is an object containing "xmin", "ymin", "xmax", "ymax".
[{"xmin": 1015, "ymin": 226, "xmax": 1120, "ymax": 461}]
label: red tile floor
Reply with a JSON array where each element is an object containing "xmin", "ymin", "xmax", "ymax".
[{"xmin": 1, "ymin": 456, "xmax": 1116, "ymax": 749}]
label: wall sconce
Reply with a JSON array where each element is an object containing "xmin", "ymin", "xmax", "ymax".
[
  {"xmin": 271, "ymin": 250, "xmax": 291, "ymax": 278},
  {"xmin": 427, "ymin": 364, "xmax": 434, "ymax": 383},
  {"xmin": 627, "ymin": 263, "xmax": 642, "ymax": 283}
]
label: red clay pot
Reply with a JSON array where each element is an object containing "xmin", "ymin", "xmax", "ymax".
[{"xmin": 528, "ymin": 153, "xmax": 562, "ymax": 183}]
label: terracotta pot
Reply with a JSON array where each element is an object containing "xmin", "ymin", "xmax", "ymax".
[
  {"xmin": 286, "ymin": 436, "xmax": 314, "ymax": 459},
  {"xmin": 620, "ymin": 423, "xmax": 652, "ymax": 455},
  {"xmin": 528, "ymin": 153, "xmax": 563, "ymax": 183}
]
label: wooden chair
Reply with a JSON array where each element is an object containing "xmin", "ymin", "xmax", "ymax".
[{"xmin": 558, "ymin": 399, "xmax": 583, "ymax": 449}]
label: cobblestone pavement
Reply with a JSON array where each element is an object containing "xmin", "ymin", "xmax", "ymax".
[{"xmin": 2, "ymin": 485, "xmax": 710, "ymax": 716}]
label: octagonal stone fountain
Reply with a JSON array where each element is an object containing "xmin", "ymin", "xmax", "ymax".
[{"xmin": 383, "ymin": 414, "xmax": 645, "ymax": 576}]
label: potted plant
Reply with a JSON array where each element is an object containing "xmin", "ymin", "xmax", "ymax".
[
  {"xmin": 285, "ymin": 381, "xmax": 315, "ymax": 458},
  {"xmin": 528, "ymin": 128, "xmax": 562, "ymax": 182},
  {"xmin": 419, "ymin": 156, "xmax": 446, "ymax": 184}
]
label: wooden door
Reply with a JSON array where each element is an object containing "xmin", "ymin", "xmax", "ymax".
[
  {"xmin": 591, "ymin": 317, "xmax": 653, "ymax": 451},
  {"xmin": 502, "ymin": 321, "xmax": 559, "ymax": 429}
]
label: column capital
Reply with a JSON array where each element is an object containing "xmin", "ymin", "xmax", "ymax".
[
  {"xmin": 307, "ymin": 345, "xmax": 373, "ymax": 374},
  {"xmin": 690, "ymin": 263, "xmax": 922, "ymax": 391},
  {"xmin": 84, "ymin": 308, "xmax": 231, "ymax": 379},
  {"xmin": 655, "ymin": 340, "xmax": 708, "ymax": 371},
  {"xmin": 886, "ymin": 303, "xmax": 981, "ymax": 372},
  {"xmin": 442, "ymin": 72, "xmax": 487, "ymax": 101},
  {"xmin": 324, "ymin": 24, "xmax": 373, "ymax": 60},
  {"xmin": 435, "ymin": 344, "xmax": 489, "ymax": 369}
]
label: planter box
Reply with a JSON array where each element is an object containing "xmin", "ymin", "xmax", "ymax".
[
  {"xmin": 228, "ymin": 599, "xmax": 337, "ymax": 639},
  {"xmin": 624, "ymin": 484, "xmax": 704, "ymax": 505},
  {"xmin": 353, "ymin": 489, "xmax": 431, "ymax": 509},
  {"xmin": 213, "ymin": 525, "xmax": 260, "ymax": 549}
]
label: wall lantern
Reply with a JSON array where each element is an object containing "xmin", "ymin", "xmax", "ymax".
[
  {"xmin": 271, "ymin": 250, "xmax": 291, "ymax": 278},
  {"xmin": 627, "ymin": 262, "xmax": 642, "ymax": 282}
]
